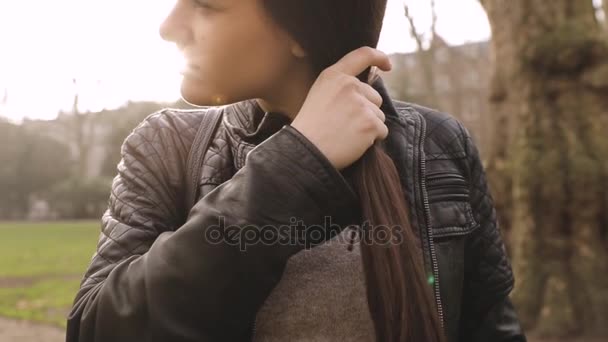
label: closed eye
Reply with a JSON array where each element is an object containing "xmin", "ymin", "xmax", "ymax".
[{"xmin": 191, "ymin": 0, "xmax": 215, "ymax": 10}]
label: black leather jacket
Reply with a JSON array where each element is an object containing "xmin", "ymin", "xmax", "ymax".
[{"xmin": 67, "ymin": 78, "xmax": 526, "ymax": 342}]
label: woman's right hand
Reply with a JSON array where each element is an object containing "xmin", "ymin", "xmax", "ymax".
[{"xmin": 291, "ymin": 46, "xmax": 393, "ymax": 171}]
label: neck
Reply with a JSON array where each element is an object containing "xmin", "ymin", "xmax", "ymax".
[{"xmin": 255, "ymin": 65, "xmax": 316, "ymax": 121}]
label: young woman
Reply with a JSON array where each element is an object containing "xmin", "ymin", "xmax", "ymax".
[{"xmin": 67, "ymin": 0, "xmax": 526, "ymax": 341}]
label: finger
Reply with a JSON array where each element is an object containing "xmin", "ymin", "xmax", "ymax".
[
  {"xmin": 331, "ymin": 46, "xmax": 392, "ymax": 77},
  {"xmin": 375, "ymin": 120, "xmax": 389, "ymax": 140},
  {"xmin": 358, "ymin": 81, "xmax": 383, "ymax": 108},
  {"xmin": 370, "ymin": 106, "xmax": 386, "ymax": 123}
]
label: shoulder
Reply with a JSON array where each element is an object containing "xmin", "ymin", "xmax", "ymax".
[
  {"xmin": 124, "ymin": 107, "xmax": 209, "ymax": 155},
  {"xmin": 110, "ymin": 108, "xmax": 211, "ymax": 221},
  {"xmin": 118, "ymin": 107, "xmax": 210, "ymax": 193},
  {"xmin": 392, "ymin": 100, "xmax": 472, "ymax": 160}
]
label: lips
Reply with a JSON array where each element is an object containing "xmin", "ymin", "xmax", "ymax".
[{"xmin": 186, "ymin": 63, "xmax": 200, "ymax": 70}]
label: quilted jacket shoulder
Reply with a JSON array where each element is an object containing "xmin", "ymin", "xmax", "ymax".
[
  {"xmin": 80, "ymin": 108, "xmax": 207, "ymax": 288},
  {"xmin": 395, "ymin": 101, "xmax": 468, "ymax": 160}
]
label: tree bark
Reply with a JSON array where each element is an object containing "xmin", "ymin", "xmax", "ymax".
[{"xmin": 479, "ymin": 0, "xmax": 608, "ymax": 338}]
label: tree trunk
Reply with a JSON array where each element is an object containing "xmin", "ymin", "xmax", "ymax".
[{"xmin": 479, "ymin": 0, "xmax": 608, "ymax": 338}]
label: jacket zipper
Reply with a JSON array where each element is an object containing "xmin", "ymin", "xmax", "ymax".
[
  {"xmin": 418, "ymin": 114, "xmax": 445, "ymax": 329},
  {"xmin": 251, "ymin": 319, "xmax": 257, "ymax": 341}
]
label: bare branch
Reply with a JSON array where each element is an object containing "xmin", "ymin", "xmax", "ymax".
[
  {"xmin": 430, "ymin": 0, "xmax": 438, "ymax": 42},
  {"xmin": 403, "ymin": 2, "xmax": 425, "ymax": 52},
  {"xmin": 1, "ymin": 88, "xmax": 7, "ymax": 106}
]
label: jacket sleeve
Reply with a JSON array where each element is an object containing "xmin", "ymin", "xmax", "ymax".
[
  {"xmin": 457, "ymin": 123, "xmax": 527, "ymax": 342},
  {"xmin": 66, "ymin": 115, "xmax": 358, "ymax": 342}
]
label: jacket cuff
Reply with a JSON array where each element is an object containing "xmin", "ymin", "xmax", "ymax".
[{"xmin": 249, "ymin": 124, "xmax": 359, "ymax": 226}]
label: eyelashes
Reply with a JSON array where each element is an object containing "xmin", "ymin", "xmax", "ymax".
[{"xmin": 191, "ymin": 0, "xmax": 215, "ymax": 10}]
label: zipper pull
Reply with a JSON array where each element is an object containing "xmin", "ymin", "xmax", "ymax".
[{"xmin": 346, "ymin": 225, "xmax": 360, "ymax": 252}]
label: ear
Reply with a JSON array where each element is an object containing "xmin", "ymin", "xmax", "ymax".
[{"xmin": 289, "ymin": 39, "xmax": 307, "ymax": 58}]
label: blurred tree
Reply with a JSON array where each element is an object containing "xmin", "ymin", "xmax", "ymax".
[
  {"xmin": 480, "ymin": 0, "xmax": 608, "ymax": 337},
  {"xmin": 0, "ymin": 119, "xmax": 72, "ymax": 219},
  {"xmin": 1, "ymin": 94, "xmax": 186, "ymax": 219},
  {"xmin": 46, "ymin": 177, "xmax": 111, "ymax": 219},
  {"xmin": 69, "ymin": 78, "xmax": 94, "ymax": 180},
  {"xmin": 1, "ymin": 88, "xmax": 7, "ymax": 106},
  {"xmin": 403, "ymin": 0, "xmax": 440, "ymax": 108},
  {"xmin": 0, "ymin": 119, "xmax": 20, "ymax": 218}
]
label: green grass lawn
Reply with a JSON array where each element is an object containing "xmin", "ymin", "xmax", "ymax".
[{"xmin": 0, "ymin": 221, "xmax": 100, "ymax": 327}]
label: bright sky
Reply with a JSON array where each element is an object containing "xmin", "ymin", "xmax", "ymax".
[{"xmin": 0, "ymin": 0, "xmax": 491, "ymax": 122}]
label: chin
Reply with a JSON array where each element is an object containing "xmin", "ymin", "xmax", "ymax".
[{"xmin": 180, "ymin": 77, "xmax": 234, "ymax": 107}]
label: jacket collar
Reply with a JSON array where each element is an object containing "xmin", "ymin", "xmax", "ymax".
[{"xmin": 224, "ymin": 76, "xmax": 400, "ymax": 145}]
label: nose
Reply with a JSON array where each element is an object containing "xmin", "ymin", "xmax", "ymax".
[{"xmin": 159, "ymin": 2, "xmax": 190, "ymax": 45}]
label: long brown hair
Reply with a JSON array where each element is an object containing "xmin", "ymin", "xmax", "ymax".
[{"xmin": 261, "ymin": 0, "xmax": 446, "ymax": 341}]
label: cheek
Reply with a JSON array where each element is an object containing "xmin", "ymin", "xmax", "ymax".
[
  {"xmin": 182, "ymin": 22, "xmax": 292, "ymax": 105},
  {"xmin": 226, "ymin": 46, "xmax": 289, "ymax": 91}
]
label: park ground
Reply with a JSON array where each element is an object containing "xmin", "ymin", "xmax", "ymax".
[{"xmin": 0, "ymin": 221, "xmax": 98, "ymax": 341}]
